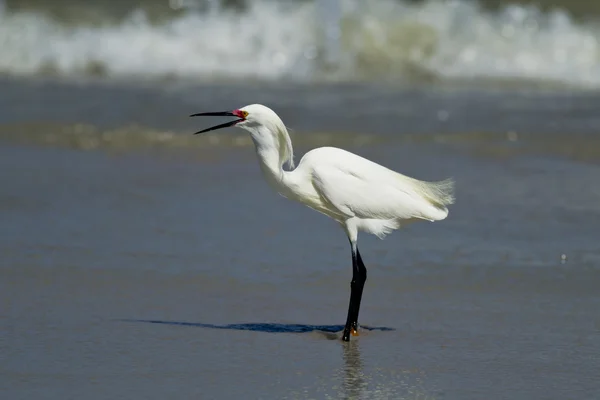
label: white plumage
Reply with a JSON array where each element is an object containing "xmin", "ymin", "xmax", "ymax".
[
  {"xmin": 298, "ymin": 146, "xmax": 454, "ymax": 239},
  {"xmin": 191, "ymin": 103, "xmax": 455, "ymax": 342}
]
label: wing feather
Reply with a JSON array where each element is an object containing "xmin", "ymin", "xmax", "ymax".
[{"xmin": 311, "ymin": 163, "xmax": 449, "ymax": 222}]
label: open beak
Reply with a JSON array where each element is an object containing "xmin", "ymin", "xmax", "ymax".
[{"xmin": 189, "ymin": 110, "xmax": 245, "ymax": 134}]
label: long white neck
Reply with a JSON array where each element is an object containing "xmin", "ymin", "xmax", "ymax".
[{"xmin": 247, "ymin": 125, "xmax": 294, "ymax": 192}]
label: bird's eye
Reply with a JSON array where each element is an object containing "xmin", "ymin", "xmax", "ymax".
[{"xmin": 242, "ymin": 111, "xmax": 249, "ymax": 118}]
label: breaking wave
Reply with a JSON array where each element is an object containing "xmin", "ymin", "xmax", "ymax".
[{"xmin": 1, "ymin": 0, "xmax": 600, "ymax": 87}]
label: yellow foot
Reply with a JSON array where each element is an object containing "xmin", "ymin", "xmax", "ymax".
[{"xmin": 351, "ymin": 328, "xmax": 359, "ymax": 336}]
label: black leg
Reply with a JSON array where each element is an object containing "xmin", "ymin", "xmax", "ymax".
[{"xmin": 342, "ymin": 242, "xmax": 368, "ymax": 342}]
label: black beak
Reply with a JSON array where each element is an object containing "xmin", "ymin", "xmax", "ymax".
[{"xmin": 190, "ymin": 111, "xmax": 245, "ymax": 134}]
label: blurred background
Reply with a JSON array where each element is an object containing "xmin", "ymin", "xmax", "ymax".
[
  {"xmin": 1, "ymin": 1, "xmax": 600, "ymax": 399},
  {"xmin": 1, "ymin": 0, "xmax": 600, "ymax": 85}
]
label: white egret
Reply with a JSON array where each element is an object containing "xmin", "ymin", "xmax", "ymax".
[{"xmin": 191, "ymin": 104, "xmax": 455, "ymax": 342}]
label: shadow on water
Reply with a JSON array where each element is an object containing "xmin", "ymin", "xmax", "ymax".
[
  {"xmin": 119, "ymin": 319, "xmax": 429, "ymax": 397},
  {"xmin": 119, "ymin": 319, "xmax": 377, "ymax": 396},
  {"xmin": 118, "ymin": 319, "xmax": 394, "ymax": 337}
]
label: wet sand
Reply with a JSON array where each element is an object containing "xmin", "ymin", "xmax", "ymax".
[{"xmin": 1, "ymin": 133, "xmax": 599, "ymax": 399}]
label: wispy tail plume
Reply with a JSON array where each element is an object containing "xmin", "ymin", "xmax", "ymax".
[{"xmin": 418, "ymin": 177, "xmax": 456, "ymax": 209}]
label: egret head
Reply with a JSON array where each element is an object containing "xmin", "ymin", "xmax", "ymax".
[
  {"xmin": 190, "ymin": 103, "xmax": 294, "ymax": 168},
  {"xmin": 190, "ymin": 104, "xmax": 282, "ymax": 133}
]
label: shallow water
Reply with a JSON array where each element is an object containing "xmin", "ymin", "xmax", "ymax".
[{"xmin": 1, "ymin": 76, "xmax": 600, "ymax": 399}]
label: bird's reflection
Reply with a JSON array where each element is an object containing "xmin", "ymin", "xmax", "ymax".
[
  {"xmin": 339, "ymin": 340, "xmax": 435, "ymax": 400},
  {"xmin": 341, "ymin": 340, "xmax": 366, "ymax": 399}
]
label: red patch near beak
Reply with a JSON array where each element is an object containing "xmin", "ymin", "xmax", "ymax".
[{"xmin": 233, "ymin": 109, "xmax": 246, "ymax": 119}]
